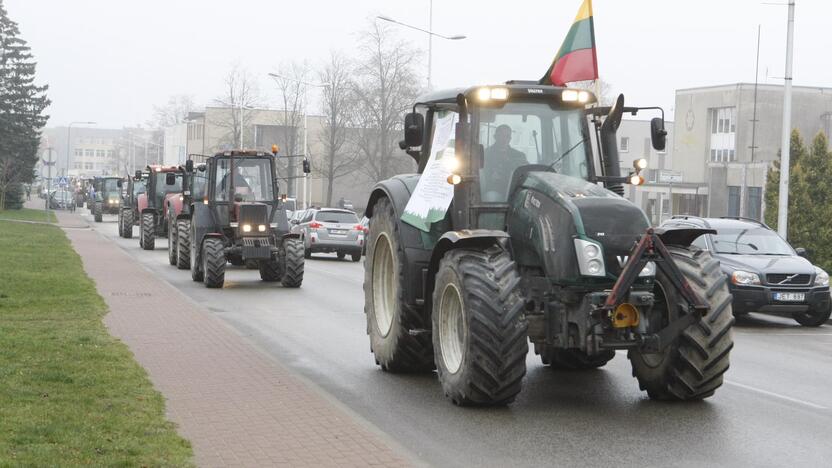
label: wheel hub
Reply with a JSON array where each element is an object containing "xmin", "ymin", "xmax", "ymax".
[
  {"xmin": 439, "ymin": 283, "xmax": 465, "ymax": 374},
  {"xmin": 372, "ymin": 233, "xmax": 395, "ymax": 337}
]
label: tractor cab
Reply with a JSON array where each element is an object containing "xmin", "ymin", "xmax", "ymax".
[
  {"xmin": 118, "ymin": 172, "xmax": 146, "ymax": 238},
  {"xmin": 136, "ymin": 165, "xmax": 184, "ymax": 250}
]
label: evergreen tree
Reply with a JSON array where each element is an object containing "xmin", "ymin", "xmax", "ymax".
[
  {"xmin": 764, "ymin": 129, "xmax": 805, "ymax": 238},
  {"xmin": 793, "ymin": 132, "xmax": 832, "ymax": 270},
  {"xmin": 0, "ymin": 0, "xmax": 50, "ymax": 209}
]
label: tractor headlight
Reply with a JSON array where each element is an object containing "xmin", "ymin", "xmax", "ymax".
[
  {"xmin": 639, "ymin": 261, "xmax": 656, "ymax": 277},
  {"xmin": 731, "ymin": 270, "xmax": 761, "ymax": 286},
  {"xmin": 258, "ymin": 224, "xmax": 267, "ymax": 232},
  {"xmin": 574, "ymin": 238, "xmax": 606, "ymax": 277},
  {"xmin": 242, "ymin": 224, "xmax": 252, "ymax": 233},
  {"xmin": 814, "ymin": 266, "xmax": 829, "ymax": 287}
]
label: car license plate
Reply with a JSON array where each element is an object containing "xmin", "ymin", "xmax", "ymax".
[
  {"xmin": 773, "ymin": 292, "xmax": 805, "ymax": 302},
  {"xmin": 329, "ymin": 229, "xmax": 346, "ymax": 235}
]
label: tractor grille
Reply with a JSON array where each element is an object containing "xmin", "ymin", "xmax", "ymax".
[
  {"xmin": 242, "ymin": 237, "xmax": 271, "ymax": 248},
  {"xmin": 765, "ymin": 273, "xmax": 811, "ymax": 286}
]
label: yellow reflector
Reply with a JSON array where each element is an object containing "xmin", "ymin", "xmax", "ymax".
[
  {"xmin": 447, "ymin": 174, "xmax": 462, "ymax": 185},
  {"xmin": 629, "ymin": 174, "xmax": 645, "ymax": 186},
  {"xmin": 612, "ymin": 303, "xmax": 640, "ymax": 328}
]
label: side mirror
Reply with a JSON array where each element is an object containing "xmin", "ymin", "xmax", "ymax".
[
  {"xmin": 135, "ymin": 170, "xmax": 142, "ymax": 180},
  {"xmin": 302, "ymin": 158, "xmax": 311, "ymax": 174},
  {"xmin": 165, "ymin": 173, "xmax": 176, "ymax": 185},
  {"xmin": 651, "ymin": 117, "xmax": 667, "ymax": 151},
  {"xmin": 198, "ymin": 164, "xmax": 206, "ymax": 172},
  {"xmin": 403, "ymin": 112, "xmax": 424, "ymax": 148},
  {"xmin": 795, "ymin": 247, "xmax": 808, "ymax": 258},
  {"xmin": 117, "ymin": 179, "xmax": 123, "ymax": 188},
  {"xmin": 185, "ymin": 159, "xmax": 194, "ymax": 172}
]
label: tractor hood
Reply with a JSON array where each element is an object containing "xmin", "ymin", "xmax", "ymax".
[{"xmin": 517, "ymin": 171, "xmax": 650, "ymax": 276}]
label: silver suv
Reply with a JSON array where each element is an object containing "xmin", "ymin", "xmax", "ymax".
[{"xmin": 294, "ymin": 208, "xmax": 364, "ymax": 261}]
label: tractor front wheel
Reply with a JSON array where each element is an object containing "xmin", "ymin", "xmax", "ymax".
[
  {"xmin": 167, "ymin": 219, "xmax": 177, "ymax": 265},
  {"xmin": 202, "ymin": 238, "xmax": 225, "ymax": 288},
  {"xmin": 259, "ymin": 259, "xmax": 282, "ymax": 282},
  {"xmin": 364, "ymin": 197, "xmax": 434, "ymax": 373},
  {"xmin": 432, "ymin": 246, "xmax": 528, "ymax": 406},
  {"xmin": 176, "ymin": 219, "xmax": 190, "ymax": 270},
  {"xmin": 281, "ymin": 238, "xmax": 304, "ymax": 288},
  {"xmin": 189, "ymin": 228, "xmax": 203, "ymax": 282},
  {"xmin": 139, "ymin": 212, "xmax": 155, "ymax": 250},
  {"xmin": 93, "ymin": 203, "xmax": 103, "ymax": 223},
  {"xmin": 628, "ymin": 246, "xmax": 734, "ymax": 400},
  {"xmin": 122, "ymin": 209, "xmax": 133, "ymax": 239}
]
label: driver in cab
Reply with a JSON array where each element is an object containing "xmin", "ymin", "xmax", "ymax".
[
  {"xmin": 218, "ymin": 165, "xmax": 252, "ymax": 201},
  {"xmin": 482, "ymin": 124, "xmax": 528, "ymax": 202}
]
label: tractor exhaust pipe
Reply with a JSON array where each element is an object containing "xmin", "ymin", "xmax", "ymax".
[{"xmin": 600, "ymin": 94, "xmax": 626, "ymax": 196}]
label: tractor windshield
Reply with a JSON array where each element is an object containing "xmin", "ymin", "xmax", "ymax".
[
  {"xmin": 191, "ymin": 172, "xmax": 208, "ymax": 199},
  {"xmin": 214, "ymin": 157, "xmax": 274, "ymax": 202},
  {"xmin": 103, "ymin": 179, "xmax": 120, "ymax": 194},
  {"xmin": 476, "ymin": 102, "xmax": 590, "ymax": 202}
]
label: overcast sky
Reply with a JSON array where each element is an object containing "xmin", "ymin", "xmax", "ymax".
[{"xmin": 7, "ymin": 0, "xmax": 831, "ymax": 128}]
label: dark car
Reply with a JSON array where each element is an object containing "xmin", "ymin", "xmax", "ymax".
[
  {"xmin": 49, "ymin": 190, "xmax": 76, "ymax": 211},
  {"xmin": 661, "ymin": 216, "xmax": 831, "ymax": 327}
]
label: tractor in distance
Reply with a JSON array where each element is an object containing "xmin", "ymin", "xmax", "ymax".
[
  {"xmin": 90, "ymin": 176, "xmax": 122, "ymax": 222},
  {"xmin": 118, "ymin": 173, "xmax": 146, "ymax": 238},
  {"xmin": 136, "ymin": 165, "xmax": 183, "ymax": 251},
  {"xmin": 187, "ymin": 147, "xmax": 307, "ymax": 289},
  {"xmin": 362, "ymin": 83, "xmax": 734, "ymax": 406}
]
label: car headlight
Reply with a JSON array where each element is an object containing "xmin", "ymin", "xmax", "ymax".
[
  {"xmin": 639, "ymin": 261, "xmax": 656, "ymax": 277},
  {"xmin": 242, "ymin": 224, "xmax": 252, "ymax": 233},
  {"xmin": 574, "ymin": 238, "xmax": 606, "ymax": 277},
  {"xmin": 814, "ymin": 266, "xmax": 829, "ymax": 287},
  {"xmin": 731, "ymin": 270, "xmax": 761, "ymax": 286}
]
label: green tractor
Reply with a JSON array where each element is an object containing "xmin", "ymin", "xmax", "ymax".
[
  {"xmin": 90, "ymin": 176, "xmax": 122, "ymax": 222},
  {"xmin": 363, "ymin": 83, "xmax": 733, "ymax": 406}
]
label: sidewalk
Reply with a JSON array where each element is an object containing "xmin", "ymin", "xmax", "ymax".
[{"xmin": 52, "ymin": 209, "xmax": 412, "ymax": 467}]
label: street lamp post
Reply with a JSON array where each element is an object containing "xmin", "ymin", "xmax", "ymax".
[
  {"xmin": 377, "ymin": 3, "xmax": 466, "ymax": 89},
  {"xmin": 66, "ymin": 121, "xmax": 96, "ymax": 177},
  {"xmin": 267, "ymin": 73, "xmax": 330, "ymax": 209}
]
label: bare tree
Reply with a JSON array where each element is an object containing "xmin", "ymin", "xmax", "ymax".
[
  {"xmin": 351, "ymin": 21, "xmax": 422, "ymax": 183},
  {"xmin": 269, "ymin": 61, "xmax": 309, "ymax": 197},
  {"xmin": 316, "ymin": 51, "xmax": 360, "ymax": 206},
  {"xmin": 212, "ymin": 65, "xmax": 261, "ymax": 151},
  {"xmin": 148, "ymin": 94, "xmax": 196, "ymax": 129}
]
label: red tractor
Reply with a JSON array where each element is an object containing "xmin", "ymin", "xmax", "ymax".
[{"xmin": 136, "ymin": 165, "xmax": 184, "ymax": 251}]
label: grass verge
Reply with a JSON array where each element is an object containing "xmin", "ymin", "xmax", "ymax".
[
  {"xmin": 0, "ymin": 221, "xmax": 192, "ymax": 465},
  {"xmin": 0, "ymin": 208, "xmax": 56, "ymax": 223}
]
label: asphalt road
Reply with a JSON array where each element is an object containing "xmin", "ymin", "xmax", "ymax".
[{"xmin": 86, "ymin": 213, "xmax": 832, "ymax": 467}]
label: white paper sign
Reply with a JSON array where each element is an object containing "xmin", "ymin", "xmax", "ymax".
[{"xmin": 401, "ymin": 112, "xmax": 458, "ymax": 232}]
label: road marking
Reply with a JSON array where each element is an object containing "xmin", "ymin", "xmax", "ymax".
[{"xmin": 725, "ymin": 381, "xmax": 828, "ymax": 410}]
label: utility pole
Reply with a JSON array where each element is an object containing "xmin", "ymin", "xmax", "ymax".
[
  {"xmin": 45, "ymin": 147, "xmax": 54, "ymax": 212},
  {"xmin": 776, "ymin": 1, "xmax": 795, "ymax": 239}
]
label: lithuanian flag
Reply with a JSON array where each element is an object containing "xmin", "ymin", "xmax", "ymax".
[{"xmin": 540, "ymin": 0, "xmax": 598, "ymax": 86}]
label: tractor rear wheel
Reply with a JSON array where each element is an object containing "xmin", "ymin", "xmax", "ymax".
[
  {"xmin": 365, "ymin": 198, "xmax": 434, "ymax": 373},
  {"xmin": 189, "ymin": 228, "xmax": 203, "ymax": 282},
  {"xmin": 281, "ymin": 238, "xmax": 304, "ymax": 288},
  {"xmin": 540, "ymin": 348, "xmax": 614, "ymax": 370},
  {"xmin": 167, "ymin": 219, "xmax": 177, "ymax": 266},
  {"xmin": 122, "ymin": 209, "xmax": 133, "ymax": 239},
  {"xmin": 259, "ymin": 259, "xmax": 282, "ymax": 282},
  {"xmin": 176, "ymin": 219, "xmax": 190, "ymax": 270},
  {"xmin": 432, "ymin": 246, "xmax": 528, "ymax": 406},
  {"xmin": 139, "ymin": 212, "xmax": 155, "ymax": 250},
  {"xmin": 202, "ymin": 238, "xmax": 225, "ymax": 288},
  {"xmin": 629, "ymin": 246, "xmax": 734, "ymax": 400}
]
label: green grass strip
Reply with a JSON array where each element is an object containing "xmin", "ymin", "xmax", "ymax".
[
  {"xmin": 0, "ymin": 208, "xmax": 56, "ymax": 223},
  {"xmin": 0, "ymin": 221, "xmax": 193, "ymax": 466}
]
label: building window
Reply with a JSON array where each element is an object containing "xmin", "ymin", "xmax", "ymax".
[
  {"xmin": 74, "ymin": 148, "xmax": 83, "ymax": 157},
  {"xmin": 747, "ymin": 187, "xmax": 762, "ymax": 220},
  {"xmin": 106, "ymin": 150, "xmax": 115, "ymax": 159},
  {"xmin": 710, "ymin": 107, "xmax": 737, "ymax": 162},
  {"xmin": 96, "ymin": 149, "xmax": 106, "ymax": 158},
  {"xmin": 85, "ymin": 149, "xmax": 95, "ymax": 158},
  {"xmin": 84, "ymin": 162, "xmax": 94, "ymax": 170},
  {"xmin": 728, "ymin": 186, "xmax": 741, "ymax": 217},
  {"xmin": 620, "ymin": 137, "xmax": 629, "ymax": 152}
]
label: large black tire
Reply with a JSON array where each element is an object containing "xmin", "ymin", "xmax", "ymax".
[
  {"xmin": 202, "ymin": 238, "xmax": 225, "ymax": 288},
  {"xmin": 281, "ymin": 238, "xmax": 304, "ymax": 288},
  {"xmin": 540, "ymin": 348, "xmax": 615, "ymax": 370},
  {"xmin": 167, "ymin": 218, "xmax": 177, "ymax": 266},
  {"xmin": 94, "ymin": 203, "xmax": 103, "ymax": 223},
  {"xmin": 304, "ymin": 247, "xmax": 312, "ymax": 259},
  {"xmin": 176, "ymin": 219, "xmax": 190, "ymax": 270},
  {"xmin": 259, "ymin": 259, "xmax": 282, "ymax": 282},
  {"xmin": 139, "ymin": 212, "xmax": 155, "ymax": 250},
  {"xmin": 189, "ymin": 228, "xmax": 203, "ymax": 282},
  {"xmin": 117, "ymin": 210, "xmax": 125, "ymax": 237},
  {"xmin": 351, "ymin": 252, "xmax": 361, "ymax": 262},
  {"xmin": 122, "ymin": 209, "xmax": 133, "ymax": 239},
  {"xmin": 793, "ymin": 303, "xmax": 832, "ymax": 327},
  {"xmin": 432, "ymin": 246, "xmax": 528, "ymax": 406},
  {"xmin": 364, "ymin": 197, "xmax": 434, "ymax": 373},
  {"xmin": 629, "ymin": 246, "xmax": 734, "ymax": 401}
]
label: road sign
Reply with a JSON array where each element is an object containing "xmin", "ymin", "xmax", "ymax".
[
  {"xmin": 658, "ymin": 170, "xmax": 682, "ymax": 184},
  {"xmin": 58, "ymin": 176, "xmax": 68, "ymax": 187}
]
